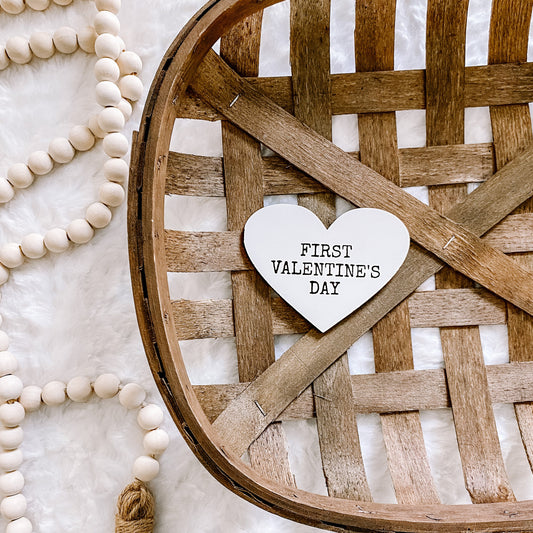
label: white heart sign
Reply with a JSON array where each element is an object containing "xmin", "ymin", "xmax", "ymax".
[{"xmin": 244, "ymin": 205, "xmax": 410, "ymax": 332}]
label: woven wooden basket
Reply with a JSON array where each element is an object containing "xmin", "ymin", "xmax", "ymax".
[{"xmin": 128, "ymin": 0, "xmax": 533, "ymax": 530}]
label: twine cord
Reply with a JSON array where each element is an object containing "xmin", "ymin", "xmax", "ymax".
[{"xmin": 115, "ymin": 480, "xmax": 155, "ymax": 533}]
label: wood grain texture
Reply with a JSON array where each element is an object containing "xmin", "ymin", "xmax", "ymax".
[{"xmin": 220, "ymin": 13, "xmax": 295, "ymax": 488}]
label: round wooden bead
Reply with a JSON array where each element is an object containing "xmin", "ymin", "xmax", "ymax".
[
  {"xmin": 0, "ymin": 450, "xmax": 22, "ymax": 472},
  {"xmin": 29, "ymin": 32, "xmax": 54, "ymax": 59},
  {"xmin": 20, "ymin": 234, "xmax": 46, "ymax": 260},
  {"xmin": 87, "ymin": 115, "xmax": 106, "ymax": 139},
  {"xmin": 0, "ymin": 178, "xmax": 15, "ymax": 203},
  {"xmin": 5, "ymin": 517, "xmax": 32, "ymax": 533},
  {"xmin": 48, "ymin": 137, "xmax": 75, "ymax": 164},
  {"xmin": 94, "ymin": 57, "xmax": 120, "ymax": 82},
  {"xmin": 0, "ymin": 427, "xmax": 23, "ymax": 450},
  {"xmin": 85, "ymin": 202, "xmax": 112, "ymax": 229},
  {"xmin": 43, "ymin": 228, "xmax": 69, "ymax": 254},
  {"xmin": 98, "ymin": 182, "xmax": 124, "ymax": 207},
  {"xmin": 117, "ymin": 51, "xmax": 142, "ymax": 76},
  {"xmin": 0, "ymin": 471, "xmax": 24, "ymax": 496},
  {"xmin": 95, "ymin": 80, "xmax": 121, "ymax": 107},
  {"xmin": 103, "ymin": 132, "xmax": 129, "ymax": 157},
  {"xmin": 53, "ymin": 0, "xmax": 72, "ymax": 5},
  {"xmin": 27, "ymin": 151, "xmax": 53, "ymax": 176},
  {"xmin": 0, "ymin": 494, "xmax": 26, "ymax": 520},
  {"xmin": 0, "ymin": 244, "xmax": 23, "ymax": 269},
  {"xmin": 0, "ymin": 332, "xmax": 9, "ymax": 351},
  {"xmin": 94, "ymin": 11, "xmax": 120, "ymax": 35},
  {"xmin": 94, "ymin": 33, "xmax": 120, "ymax": 60},
  {"xmin": 98, "ymin": 107, "xmax": 124, "ymax": 133},
  {"xmin": 118, "ymin": 75, "xmax": 143, "ymax": 102},
  {"xmin": 53, "ymin": 27, "xmax": 78, "ymax": 55},
  {"xmin": 69, "ymin": 125, "xmax": 95, "ymax": 151},
  {"xmin": 137, "ymin": 404, "xmax": 164, "ymax": 431},
  {"xmin": 132, "ymin": 456, "xmax": 159, "ymax": 482},
  {"xmin": 0, "ymin": 403, "xmax": 25, "ymax": 428},
  {"xmin": 7, "ymin": 164, "xmax": 34, "ymax": 189},
  {"xmin": 95, "ymin": 0, "xmax": 120, "ymax": 13},
  {"xmin": 0, "ymin": 375, "xmax": 23, "ymax": 401},
  {"xmin": 66, "ymin": 219, "xmax": 94, "ymax": 244},
  {"xmin": 117, "ymin": 98, "xmax": 132, "ymax": 121},
  {"xmin": 93, "ymin": 373, "xmax": 119, "ymax": 399},
  {"xmin": 143, "ymin": 429, "xmax": 169, "ymax": 456},
  {"xmin": 26, "ymin": 0, "xmax": 50, "ymax": 10},
  {"xmin": 0, "ymin": 47, "xmax": 9, "ymax": 71},
  {"xmin": 119, "ymin": 383, "xmax": 145, "ymax": 409},
  {"xmin": 103, "ymin": 158, "xmax": 128, "ymax": 183},
  {"xmin": 0, "ymin": 352, "xmax": 18, "ymax": 377},
  {"xmin": 77, "ymin": 26, "xmax": 97, "ymax": 54},
  {"xmin": 66, "ymin": 376, "xmax": 92, "ymax": 402},
  {"xmin": 19, "ymin": 386, "xmax": 41, "ymax": 412},
  {"xmin": 5, "ymin": 37, "xmax": 32, "ymax": 65},
  {"xmin": 0, "ymin": 0, "xmax": 24, "ymax": 15},
  {"xmin": 41, "ymin": 381, "xmax": 66, "ymax": 406}
]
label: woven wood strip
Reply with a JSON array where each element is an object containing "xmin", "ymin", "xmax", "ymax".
[
  {"xmin": 219, "ymin": 14, "xmax": 295, "ymax": 488},
  {"xmin": 177, "ymin": 62, "xmax": 533, "ymax": 120},
  {"xmin": 488, "ymin": 0, "xmax": 533, "ymax": 474},
  {"xmin": 355, "ymin": 0, "xmax": 438, "ymax": 506},
  {"xmin": 426, "ymin": 0, "xmax": 514, "ymax": 504},
  {"xmin": 190, "ymin": 51, "xmax": 533, "ymax": 315}
]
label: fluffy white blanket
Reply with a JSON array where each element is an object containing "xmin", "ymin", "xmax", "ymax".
[{"xmin": 0, "ymin": 0, "xmax": 531, "ymax": 531}]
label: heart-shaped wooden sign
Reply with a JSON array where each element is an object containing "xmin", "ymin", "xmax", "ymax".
[{"xmin": 244, "ymin": 205, "xmax": 410, "ymax": 332}]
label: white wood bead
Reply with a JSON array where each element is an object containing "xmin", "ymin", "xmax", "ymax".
[
  {"xmin": 117, "ymin": 51, "xmax": 142, "ymax": 75},
  {"xmin": 0, "ymin": 179, "xmax": 15, "ymax": 204},
  {"xmin": 27, "ymin": 151, "xmax": 53, "ymax": 176},
  {"xmin": 132, "ymin": 456, "xmax": 159, "ymax": 482},
  {"xmin": 143, "ymin": 429, "xmax": 169, "ymax": 456},
  {"xmin": 103, "ymin": 158, "xmax": 128, "ymax": 183},
  {"xmin": 28, "ymin": 32, "xmax": 54, "ymax": 59},
  {"xmin": 5, "ymin": 517, "xmax": 32, "ymax": 533},
  {"xmin": 0, "ymin": 332, "xmax": 9, "ymax": 352},
  {"xmin": 48, "ymin": 137, "xmax": 75, "ymax": 164},
  {"xmin": 0, "ymin": 47, "xmax": 9, "ymax": 71},
  {"xmin": 95, "ymin": 0, "xmax": 120, "ymax": 13},
  {"xmin": 53, "ymin": 27, "xmax": 78, "ymax": 55},
  {"xmin": 94, "ymin": 11, "xmax": 120, "ymax": 35},
  {"xmin": 85, "ymin": 202, "xmax": 112, "ymax": 229},
  {"xmin": 20, "ymin": 234, "xmax": 46, "ymax": 260},
  {"xmin": 94, "ymin": 57, "xmax": 120, "ymax": 82},
  {"xmin": 66, "ymin": 376, "xmax": 92, "ymax": 402},
  {"xmin": 117, "ymin": 98, "xmax": 132, "ymax": 121},
  {"xmin": 19, "ymin": 386, "xmax": 41, "ymax": 413},
  {"xmin": 103, "ymin": 132, "xmax": 129, "ymax": 157},
  {"xmin": 0, "ymin": 375, "xmax": 23, "ymax": 401},
  {"xmin": 119, "ymin": 383, "xmax": 145, "ymax": 409},
  {"xmin": 0, "ymin": 0, "xmax": 24, "ymax": 15},
  {"xmin": 93, "ymin": 373, "xmax": 119, "ymax": 399},
  {"xmin": 41, "ymin": 381, "xmax": 66, "ymax": 406},
  {"xmin": 43, "ymin": 228, "xmax": 69, "ymax": 254},
  {"xmin": 98, "ymin": 182, "xmax": 124, "ymax": 207},
  {"xmin": 0, "ymin": 403, "xmax": 25, "ymax": 428},
  {"xmin": 0, "ymin": 352, "xmax": 18, "ymax": 377},
  {"xmin": 7, "ymin": 164, "xmax": 34, "ymax": 189},
  {"xmin": 137, "ymin": 404, "xmax": 164, "ymax": 431},
  {"xmin": 98, "ymin": 106, "xmax": 124, "ymax": 133},
  {"xmin": 69, "ymin": 125, "xmax": 95, "ymax": 151},
  {"xmin": 5, "ymin": 37, "xmax": 32, "ymax": 65},
  {"xmin": 0, "ymin": 494, "xmax": 26, "ymax": 520},
  {"xmin": 88, "ymin": 115, "xmax": 106, "ymax": 139},
  {"xmin": 0, "ymin": 427, "xmax": 23, "ymax": 450},
  {"xmin": 0, "ymin": 471, "xmax": 24, "ymax": 496},
  {"xmin": 52, "ymin": 0, "xmax": 72, "ymax": 5},
  {"xmin": 67, "ymin": 219, "xmax": 94, "ymax": 244},
  {"xmin": 94, "ymin": 33, "xmax": 120, "ymax": 60},
  {"xmin": 0, "ymin": 244, "xmax": 23, "ymax": 269},
  {"xmin": 95, "ymin": 80, "xmax": 121, "ymax": 107},
  {"xmin": 77, "ymin": 26, "xmax": 97, "ymax": 54},
  {"xmin": 0, "ymin": 450, "xmax": 22, "ymax": 472},
  {"xmin": 26, "ymin": 0, "xmax": 50, "ymax": 10},
  {"xmin": 118, "ymin": 75, "xmax": 143, "ymax": 102}
]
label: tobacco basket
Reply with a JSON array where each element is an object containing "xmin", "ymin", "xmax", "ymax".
[{"xmin": 128, "ymin": 0, "xmax": 533, "ymax": 530}]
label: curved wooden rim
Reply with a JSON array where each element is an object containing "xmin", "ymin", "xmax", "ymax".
[{"xmin": 128, "ymin": 0, "xmax": 533, "ymax": 530}]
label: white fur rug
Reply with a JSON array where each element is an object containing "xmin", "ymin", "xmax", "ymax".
[{"xmin": 0, "ymin": 0, "xmax": 532, "ymax": 532}]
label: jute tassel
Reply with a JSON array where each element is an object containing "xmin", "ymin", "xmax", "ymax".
[{"xmin": 115, "ymin": 479, "xmax": 155, "ymax": 533}]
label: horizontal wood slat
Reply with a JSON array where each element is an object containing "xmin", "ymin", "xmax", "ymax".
[
  {"xmin": 166, "ymin": 143, "xmax": 495, "ymax": 196},
  {"xmin": 176, "ymin": 62, "xmax": 533, "ymax": 120},
  {"xmin": 194, "ymin": 361, "xmax": 533, "ymax": 421},
  {"xmin": 172, "ymin": 288, "xmax": 505, "ymax": 339}
]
